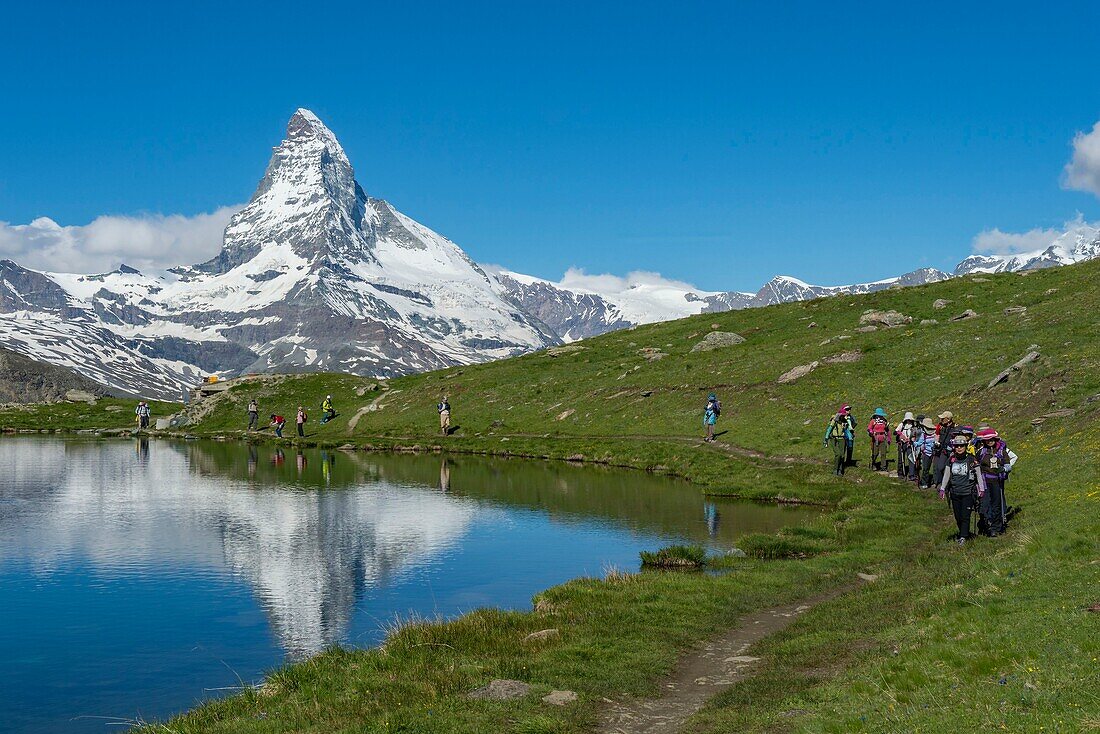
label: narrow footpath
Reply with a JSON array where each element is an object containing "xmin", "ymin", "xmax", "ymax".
[{"xmin": 599, "ymin": 584, "xmax": 857, "ymax": 734}]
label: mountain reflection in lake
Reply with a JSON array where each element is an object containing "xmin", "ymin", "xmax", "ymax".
[{"xmin": 0, "ymin": 438, "xmax": 816, "ymax": 734}]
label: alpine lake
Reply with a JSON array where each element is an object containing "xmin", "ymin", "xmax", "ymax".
[{"xmin": 0, "ymin": 437, "xmax": 819, "ymax": 733}]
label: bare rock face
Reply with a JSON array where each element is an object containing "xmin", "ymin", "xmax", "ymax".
[
  {"xmin": 778, "ymin": 361, "xmax": 820, "ymax": 384},
  {"xmin": 691, "ymin": 331, "xmax": 746, "ymax": 352},
  {"xmin": 0, "ymin": 347, "xmax": 114, "ymax": 403},
  {"xmin": 468, "ymin": 680, "xmax": 531, "ymax": 700},
  {"xmin": 859, "ymin": 310, "xmax": 912, "ymax": 328}
]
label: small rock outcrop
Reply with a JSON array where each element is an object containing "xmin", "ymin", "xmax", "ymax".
[
  {"xmin": 920, "ymin": 319, "xmax": 939, "ymax": 326},
  {"xmin": 691, "ymin": 331, "xmax": 746, "ymax": 352},
  {"xmin": 638, "ymin": 347, "xmax": 667, "ymax": 361},
  {"xmin": 542, "ymin": 690, "xmax": 578, "ymax": 706},
  {"xmin": 933, "ymin": 299, "xmax": 952, "ymax": 310},
  {"xmin": 858, "ymin": 310, "xmax": 912, "ymax": 328},
  {"xmin": 778, "ymin": 361, "xmax": 820, "ymax": 384},
  {"xmin": 1003, "ymin": 306, "xmax": 1028, "ymax": 315},
  {"xmin": 987, "ymin": 351, "xmax": 1040, "ymax": 389},
  {"xmin": 468, "ymin": 679, "xmax": 531, "ymax": 701},
  {"xmin": 823, "ymin": 350, "xmax": 862, "ymax": 364},
  {"xmin": 951, "ymin": 309, "xmax": 979, "ymax": 322},
  {"xmin": 546, "ymin": 345, "xmax": 585, "ymax": 357}
]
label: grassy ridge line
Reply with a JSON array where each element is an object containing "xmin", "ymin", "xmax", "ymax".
[{"xmin": 0, "ymin": 397, "xmax": 177, "ymax": 432}]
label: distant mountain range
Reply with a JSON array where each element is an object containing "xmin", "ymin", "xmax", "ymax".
[{"xmin": 0, "ymin": 109, "xmax": 1097, "ymax": 399}]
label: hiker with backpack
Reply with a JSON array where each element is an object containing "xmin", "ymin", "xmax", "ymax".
[
  {"xmin": 824, "ymin": 406, "xmax": 855, "ymax": 476},
  {"xmin": 932, "ymin": 411, "xmax": 959, "ymax": 486},
  {"xmin": 135, "ymin": 401, "xmax": 151, "ymax": 430},
  {"xmin": 894, "ymin": 412, "xmax": 917, "ymax": 479},
  {"xmin": 320, "ymin": 395, "xmax": 336, "ymax": 424},
  {"xmin": 913, "ymin": 417, "xmax": 938, "ymax": 488},
  {"xmin": 939, "ymin": 435, "xmax": 986, "ymax": 544},
  {"xmin": 247, "ymin": 399, "xmax": 259, "ymax": 431},
  {"xmin": 296, "ymin": 406, "xmax": 307, "ymax": 437},
  {"xmin": 975, "ymin": 427, "xmax": 1017, "ymax": 537},
  {"xmin": 867, "ymin": 408, "xmax": 892, "ymax": 471},
  {"xmin": 270, "ymin": 414, "xmax": 286, "ymax": 438},
  {"xmin": 438, "ymin": 396, "xmax": 451, "ymax": 436},
  {"xmin": 703, "ymin": 393, "xmax": 721, "ymax": 442}
]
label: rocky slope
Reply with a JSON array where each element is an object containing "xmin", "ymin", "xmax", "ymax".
[{"xmin": 0, "ymin": 346, "xmax": 114, "ymax": 403}]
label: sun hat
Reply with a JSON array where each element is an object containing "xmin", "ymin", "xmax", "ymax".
[
  {"xmin": 938, "ymin": 411, "xmax": 953, "ymax": 420},
  {"xmin": 903, "ymin": 411, "xmax": 915, "ymax": 422},
  {"xmin": 959, "ymin": 425, "xmax": 974, "ymax": 435},
  {"xmin": 873, "ymin": 407, "xmax": 887, "ymax": 417},
  {"xmin": 841, "ymin": 403, "xmax": 851, "ymax": 413},
  {"xmin": 921, "ymin": 417, "xmax": 936, "ymax": 430},
  {"xmin": 977, "ymin": 427, "xmax": 999, "ymax": 440},
  {"xmin": 950, "ymin": 435, "xmax": 969, "ymax": 447}
]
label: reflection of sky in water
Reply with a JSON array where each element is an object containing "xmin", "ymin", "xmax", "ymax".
[{"xmin": 0, "ymin": 438, "xmax": 813, "ymax": 734}]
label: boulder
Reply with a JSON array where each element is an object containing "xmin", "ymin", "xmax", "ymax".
[
  {"xmin": 638, "ymin": 347, "xmax": 667, "ymax": 361},
  {"xmin": 950, "ymin": 309, "xmax": 979, "ymax": 322},
  {"xmin": 823, "ymin": 350, "xmax": 862, "ymax": 364},
  {"xmin": 691, "ymin": 331, "xmax": 746, "ymax": 352},
  {"xmin": 778, "ymin": 361, "xmax": 820, "ymax": 384},
  {"xmin": 556, "ymin": 408, "xmax": 575, "ymax": 421},
  {"xmin": 920, "ymin": 319, "xmax": 939, "ymax": 326},
  {"xmin": 546, "ymin": 345, "xmax": 585, "ymax": 357},
  {"xmin": 987, "ymin": 351, "xmax": 1040, "ymax": 389},
  {"xmin": 933, "ymin": 299, "xmax": 952, "ymax": 310},
  {"xmin": 524, "ymin": 628, "xmax": 560, "ymax": 642},
  {"xmin": 468, "ymin": 679, "xmax": 531, "ymax": 701},
  {"xmin": 64, "ymin": 389, "xmax": 98, "ymax": 404},
  {"xmin": 542, "ymin": 690, "xmax": 578, "ymax": 706},
  {"xmin": 858, "ymin": 310, "xmax": 912, "ymax": 328}
]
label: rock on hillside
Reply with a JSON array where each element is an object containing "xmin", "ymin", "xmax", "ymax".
[{"xmin": 0, "ymin": 347, "xmax": 115, "ymax": 403}]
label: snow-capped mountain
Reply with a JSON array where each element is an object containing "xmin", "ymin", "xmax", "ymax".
[
  {"xmin": 1, "ymin": 108, "xmax": 1097, "ymax": 399},
  {"xmin": 0, "ymin": 110, "xmax": 558, "ymax": 398},
  {"xmin": 954, "ymin": 223, "xmax": 1100, "ymax": 275}
]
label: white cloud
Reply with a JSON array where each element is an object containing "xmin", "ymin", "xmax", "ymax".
[
  {"xmin": 555, "ymin": 267, "xmax": 704, "ymax": 297},
  {"xmin": 1063, "ymin": 120, "xmax": 1100, "ymax": 198},
  {"xmin": 0, "ymin": 206, "xmax": 242, "ymax": 274},
  {"xmin": 971, "ymin": 214, "xmax": 1095, "ymax": 256}
]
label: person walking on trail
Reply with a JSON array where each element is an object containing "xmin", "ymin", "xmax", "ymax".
[
  {"xmin": 939, "ymin": 435, "xmax": 986, "ymax": 545},
  {"xmin": 270, "ymin": 414, "xmax": 286, "ymax": 438},
  {"xmin": 438, "ymin": 396, "xmax": 451, "ymax": 436},
  {"xmin": 842, "ymin": 405, "xmax": 857, "ymax": 465},
  {"xmin": 320, "ymin": 395, "xmax": 336, "ymax": 424},
  {"xmin": 703, "ymin": 393, "xmax": 721, "ymax": 442},
  {"xmin": 913, "ymin": 417, "xmax": 938, "ymax": 488},
  {"xmin": 976, "ymin": 427, "xmax": 1017, "ymax": 537},
  {"xmin": 824, "ymin": 406, "xmax": 854, "ymax": 476},
  {"xmin": 296, "ymin": 406, "xmax": 307, "ymax": 437},
  {"xmin": 135, "ymin": 401, "xmax": 151, "ymax": 430},
  {"xmin": 867, "ymin": 408, "xmax": 892, "ymax": 472},
  {"xmin": 932, "ymin": 411, "xmax": 958, "ymax": 486},
  {"xmin": 247, "ymin": 399, "xmax": 259, "ymax": 431},
  {"xmin": 894, "ymin": 412, "xmax": 917, "ymax": 479}
]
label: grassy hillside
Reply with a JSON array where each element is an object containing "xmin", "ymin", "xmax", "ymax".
[
  {"xmin": 0, "ymin": 397, "xmax": 177, "ymax": 432},
  {"xmin": 151, "ymin": 259, "xmax": 1097, "ymax": 732}
]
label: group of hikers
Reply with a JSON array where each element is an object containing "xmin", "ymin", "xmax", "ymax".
[
  {"xmin": 243, "ymin": 395, "xmax": 454, "ymax": 437},
  {"xmin": 823, "ymin": 404, "xmax": 1018, "ymax": 544},
  {"xmin": 250, "ymin": 396, "xmax": 338, "ymax": 437},
  {"xmin": 703, "ymin": 397, "xmax": 1020, "ymax": 545}
]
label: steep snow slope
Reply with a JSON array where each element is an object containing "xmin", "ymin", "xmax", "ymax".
[{"xmin": 955, "ymin": 224, "xmax": 1100, "ymax": 275}]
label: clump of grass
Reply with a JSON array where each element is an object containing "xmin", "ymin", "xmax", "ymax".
[
  {"xmin": 738, "ymin": 533, "xmax": 826, "ymax": 559},
  {"xmin": 640, "ymin": 544, "xmax": 708, "ymax": 568}
]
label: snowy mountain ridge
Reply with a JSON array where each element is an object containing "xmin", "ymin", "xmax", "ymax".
[{"xmin": 1, "ymin": 109, "xmax": 1098, "ymax": 399}]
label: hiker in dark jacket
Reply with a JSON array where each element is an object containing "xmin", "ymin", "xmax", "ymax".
[
  {"xmin": 247, "ymin": 399, "xmax": 259, "ymax": 430},
  {"xmin": 932, "ymin": 411, "xmax": 959, "ymax": 486},
  {"xmin": 975, "ymin": 427, "xmax": 1017, "ymax": 537},
  {"xmin": 438, "ymin": 396, "xmax": 451, "ymax": 436},
  {"xmin": 843, "ymin": 405, "xmax": 857, "ymax": 465},
  {"xmin": 894, "ymin": 412, "xmax": 917, "ymax": 479},
  {"xmin": 939, "ymin": 435, "xmax": 986, "ymax": 544}
]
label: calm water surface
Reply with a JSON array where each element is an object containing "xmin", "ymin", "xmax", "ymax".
[{"xmin": 0, "ymin": 437, "xmax": 815, "ymax": 733}]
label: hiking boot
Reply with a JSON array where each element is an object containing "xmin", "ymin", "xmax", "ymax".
[{"xmin": 956, "ymin": 536, "xmax": 967, "ymax": 545}]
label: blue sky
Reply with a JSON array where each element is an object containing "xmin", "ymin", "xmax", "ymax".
[{"xmin": 2, "ymin": 1, "xmax": 1099, "ymax": 290}]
